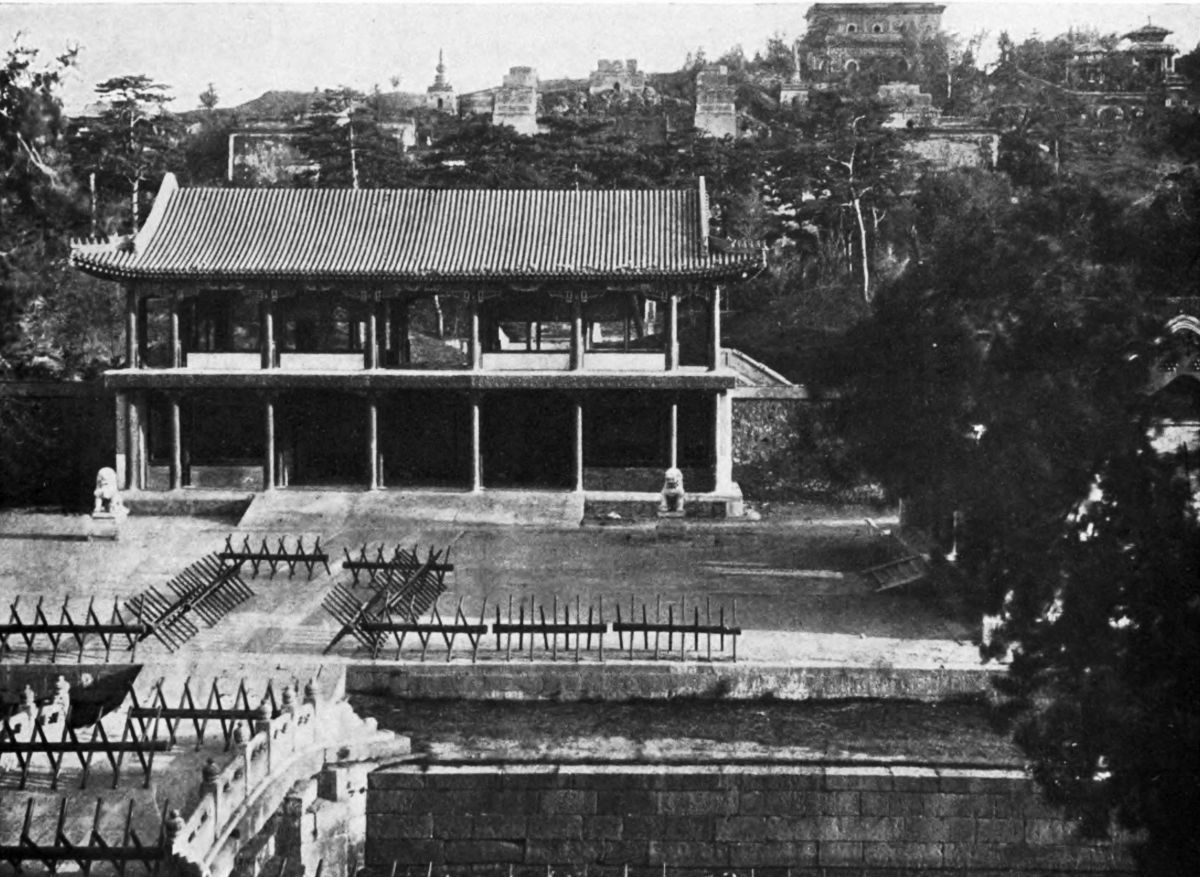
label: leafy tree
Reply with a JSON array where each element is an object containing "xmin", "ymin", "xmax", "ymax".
[
  {"xmin": 198, "ymin": 81, "xmax": 218, "ymax": 111},
  {"xmin": 177, "ymin": 109, "xmax": 237, "ymax": 186},
  {"xmin": 995, "ymin": 443, "xmax": 1200, "ymax": 873},
  {"xmin": 754, "ymin": 32, "xmax": 797, "ymax": 80},
  {"xmin": 75, "ymin": 74, "xmax": 180, "ymax": 231},
  {"xmin": 1178, "ymin": 42, "xmax": 1200, "ymax": 85},
  {"xmin": 833, "ymin": 162, "xmax": 1200, "ymax": 870},
  {"xmin": 293, "ymin": 87, "xmax": 412, "ymax": 188},
  {"xmin": 0, "ymin": 39, "xmax": 84, "ymax": 370}
]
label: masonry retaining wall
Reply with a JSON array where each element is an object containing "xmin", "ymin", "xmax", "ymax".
[
  {"xmin": 347, "ymin": 663, "xmax": 996, "ymax": 703},
  {"xmin": 366, "ymin": 764, "xmax": 1135, "ymax": 875}
]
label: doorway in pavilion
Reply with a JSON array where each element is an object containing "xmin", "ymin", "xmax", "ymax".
[
  {"xmin": 378, "ymin": 391, "xmax": 471, "ymax": 488},
  {"xmin": 279, "ymin": 390, "xmax": 368, "ymax": 486},
  {"xmin": 481, "ymin": 391, "xmax": 573, "ymax": 489}
]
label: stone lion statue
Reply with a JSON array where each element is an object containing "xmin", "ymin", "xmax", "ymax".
[
  {"xmin": 659, "ymin": 466, "xmax": 686, "ymax": 516},
  {"xmin": 93, "ymin": 467, "xmax": 127, "ymax": 517}
]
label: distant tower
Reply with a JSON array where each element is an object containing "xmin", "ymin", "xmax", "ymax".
[{"xmin": 426, "ymin": 49, "xmax": 456, "ymax": 114}]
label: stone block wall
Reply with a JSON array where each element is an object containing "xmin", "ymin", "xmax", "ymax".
[
  {"xmin": 366, "ymin": 764, "xmax": 1135, "ymax": 875},
  {"xmin": 347, "ymin": 663, "xmax": 995, "ymax": 703}
]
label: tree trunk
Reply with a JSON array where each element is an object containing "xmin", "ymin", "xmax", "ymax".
[
  {"xmin": 852, "ymin": 193, "xmax": 871, "ymax": 302},
  {"xmin": 131, "ymin": 175, "xmax": 140, "ymax": 231},
  {"xmin": 90, "ymin": 172, "xmax": 97, "ymax": 236},
  {"xmin": 433, "ymin": 295, "xmax": 445, "ymax": 339}
]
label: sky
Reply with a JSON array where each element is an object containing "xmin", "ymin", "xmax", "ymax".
[{"xmin": 5, "ymin": 1, "xmax": 1200, "ymax": 112}]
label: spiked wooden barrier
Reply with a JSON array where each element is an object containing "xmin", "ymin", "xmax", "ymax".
[
  {"xmin": 126, "ymin": 678, "xmax": 280, "ymax": 752},
  {"xmin": 0, "ymin": 798, "xmax": 169, "ymax": 877},
  {"xmin": 322, "ymin": 546, "xmax": 452, "ymax": 654},
  {"xmin": 220, "ymin": 535, "xmax": 331, "ymax": 579},
  {"xmin": 125, "ymin": 554, "xmax": 254, "ymax": 652},
  {"xmin": 343, "ymin": 543, "xmax": 454, "ymax": 588},
  {"xmin": 361, "ymin": 598, "xmax": 487, "ymax": 662},
  {"xmin": 337, "ymin": 593, "xmax": 742, "ymax": 662},
  {"xmin": 0, "ymin": 709, "xmax": 170, "ymax": 790},
  {"xmin": 493, "ymin": 595, "xmax": 609, "ymax": 662},
  {"xmin": 613, "ymin": 594, "xmax": 741, "ymax": 661},
  {"xmin": 0, "ymin": 596, "xmax": 150, "ymax": 664}
]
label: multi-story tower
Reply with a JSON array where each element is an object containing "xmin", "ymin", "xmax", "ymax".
[
  {"xmin": 803, "ymin": 2, "xmax": 945, "ymax": 76},
  {"xmin": 426, "ymin": 49, "xmax": 456, "ymax": 114}
]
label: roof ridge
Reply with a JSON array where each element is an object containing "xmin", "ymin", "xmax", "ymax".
[{"xmin": 71, "ymin": 185, "xmax": 766, "ymax": 283}]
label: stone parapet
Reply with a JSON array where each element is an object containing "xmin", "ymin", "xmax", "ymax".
[{"xmin": 347, "ymin": 662, "xmax": 996, "ymax": 702}]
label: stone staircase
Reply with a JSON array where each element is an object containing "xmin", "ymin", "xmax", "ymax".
[{"xmin": 237, "ymin": 488, "xmax": 584, "ymax": 532}]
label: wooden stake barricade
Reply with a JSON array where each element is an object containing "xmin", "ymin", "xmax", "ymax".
[
  {"xmin": 0, "ymin": 710, "xmax": 169, "ymax": 790},
  {"xmin": 220, "ymin": 535, "xmax": 331, "ymax": 579},
  {"xmin": 125, "ymin": 554, "xmax": 254, "ymax": 652},
  {"xmin": 0, "ymin": 798, "xmax": 169, "ymax": 877},
  {"xmin": 1, "ymin": 596, "xmax": 150, "ymax": 664},
  {"xmin": 342, "ymin": 543, "xmax": 454, "ymax": 588},
  {"xmin": 493, "ymin": 595, "xmax": 608, "ymax": 662},
  {"xmin": 361, "ymin": 598, "xmax": 487, "ymax": 662},
  {"xmin": 613, "ymin": 595, "xmax": 741, "ymax": 662},
  {"xmin": 326, "ymin": 591, "xmax": 742, "ymax": 662},
  {"xmin": 322, "ymin": 545, "xmax": 452, "ymax": 654},
  {"xmin": 126, "ymin": 678, "xmax": 272, "ymax": 752}
]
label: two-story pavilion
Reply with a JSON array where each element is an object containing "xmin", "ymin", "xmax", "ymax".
[{"xmin": 71, "ymin": 174, "xmax": 764, "ymax": 512}]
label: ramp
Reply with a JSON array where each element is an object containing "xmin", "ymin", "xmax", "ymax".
[{"xmin": 237, "ymin": 489, "xmax": 584, "ymax": 532}]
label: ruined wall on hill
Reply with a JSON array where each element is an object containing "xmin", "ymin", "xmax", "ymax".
[{"xmin": 367, "ymin": 764, "xmax": 1136, "ymax": 875}]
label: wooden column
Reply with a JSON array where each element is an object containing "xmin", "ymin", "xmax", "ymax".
[
  {"xmin": 114, "ymin": 391, "xmax": 128, "ymax": 490},
  {"xmin": 125, "ymin": 285, "xmax": 139, "ymax": 368},
  {"xmin": 169, "ymin": 395, "xmax": 182, "ymax": 490},
  {"xmin": 665, "ymin": 290, "xmax": 679, "ymax": 371},
  {"xmin": 398, "ymin": 300, "xmax": 411, "ymax": 364},
  {"xmin": 382, "ymin": 299, "xmax": 393, "ymax": 366},
  {"xmin": 573, "ymin": 398, "xmax": 585, "ymax": 492},
  {"xmin": 570, "ymin": 296, "xmax": 584, "ymax": 371},
  {"xmin": 668, "ymin": 399, "xmax": 679, "ymax": 470},
  {"xmin": 714, "ymin": 391, "xmax": 734, "ymax": 492},
  {"xmin": 260, "ymin": 294, "xmax": 275, "ymax": 369},
  {"xmin": 136, "ymin": 296, "xmax": 149, "ymax": 367},
  {"xmin": 365, "ymin": 300, "xmax": 379, "ymax": 369},
  {"xmin": 708, "ymin": 285, "xmax": 722, "ymax": 371},
  {"xmin": 468, "ymin": 294, "xmax": 482, "ymax": 370},
  {"xmin": 169, "ymin": 293, "xmax": 182, "ymax": 368},
  {"xmin": 469, "ymin": 394, "xmax": 482, "ymax": 491},
  {"xmin": 128, "ymin": 392, "xmax": 146, "ymax": 490},
  {"xmin": 263, "ymin": 396, "xmax": 276, "ymax": 490},
  {"xmin": 367, "ymin": 396, "xmax": 379, "ymax": 489}
]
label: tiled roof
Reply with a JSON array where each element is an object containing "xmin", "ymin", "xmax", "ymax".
[{"xmin": 71, "ymin": 175, "xmax": 764, "ymax": 284}]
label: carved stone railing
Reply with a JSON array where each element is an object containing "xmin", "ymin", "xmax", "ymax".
[{"xmin": 164, "ymin": 687, "xmax": 405, "ymax": 877}]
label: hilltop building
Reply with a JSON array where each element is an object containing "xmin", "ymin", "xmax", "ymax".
[
  {"xmin": 588, "ymin": 59, "xmax": 646, "ymax": 96},
  {"xmin": 70, "ymin": 175, "xmax": 767, "ymax": 514},
  {"xmin": 426, "ymin": 50, "xmax": 456, "ymax": 114},
  {"xmin": 458, "ymin": 67, "xmax": 541, "ymax": 134},
  {"xmin": 803, "ymin": 2, "xmax": 945, "ymax": 76},
  {"xmin": 694, "ymin": 65, "xmax": 738, "ymax": 139},
  {"xmin": 492, "ymin": 66, "xmax": 540, "ymax": 135},
  {"xmin": 1122, "ymin": 22, "xmax": 1181, "ymax": 79},
  {"xmin": 1065, "ymin": 21, "xmax": 1188, "ymax": 101}
]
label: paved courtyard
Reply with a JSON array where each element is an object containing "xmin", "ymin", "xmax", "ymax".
[{"xmin": 0, "ymin": 504, "xmax": 980, "ymax": 670}]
